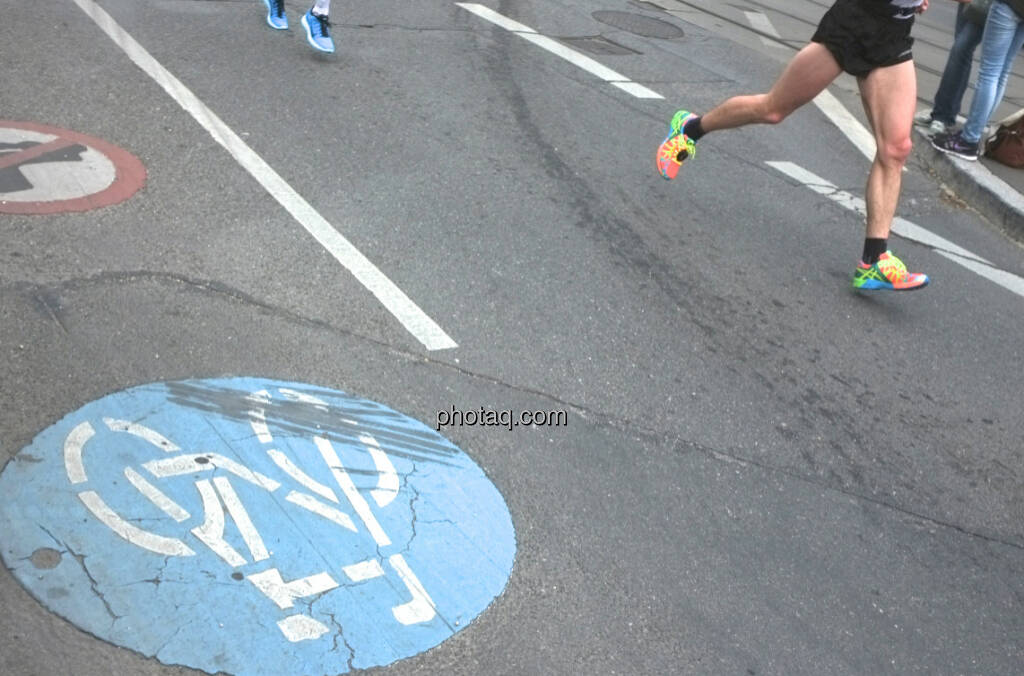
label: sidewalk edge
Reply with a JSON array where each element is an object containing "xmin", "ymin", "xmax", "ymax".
[{"xmin": 913, "ymin": 128, "xmax": 1024, "ymax": 244}]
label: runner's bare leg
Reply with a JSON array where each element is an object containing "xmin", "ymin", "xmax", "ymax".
[
  {"xmin": 857, "ymin": 60, "xmax": 917, "ymax": 239},
  {"xmin": 700, "ymin": 43, "xmax": 842, "ymax": 131}
]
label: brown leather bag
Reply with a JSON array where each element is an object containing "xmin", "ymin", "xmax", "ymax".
[{"xmin": 985, "ymin": 113, "xmax": 1024, "ymax": 169}]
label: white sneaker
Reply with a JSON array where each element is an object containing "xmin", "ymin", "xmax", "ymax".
[
  {"xmin": 927, "ymin": 119, "xmax": 947, "ymax": 136},
  {"xmin": 914, "ymin": 110, "xmax": 934, "ymax": 126}
]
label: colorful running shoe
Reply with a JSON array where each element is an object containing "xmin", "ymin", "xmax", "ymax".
[
  {"xmin": 852, "ymin": 251, "xmax": 930, "ymax": 291},
  {"xmin": 656, "ymin": 110, "xmax": 699, "ymax": 180},
  {"xmin": 302, "ymin": 9, "xmax": 335, "ymax": 53},
  {"xmin": 263, "ymin": 0, "xmax": 287, "ymax": 30}
]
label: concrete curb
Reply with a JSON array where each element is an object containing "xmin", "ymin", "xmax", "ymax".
[{"xmin": 913, "ymin": 128, "xmax": 1024, "ymax": 244}]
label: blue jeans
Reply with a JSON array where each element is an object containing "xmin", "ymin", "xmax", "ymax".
[
  {"xmin": 962, "ymin": 1, "xmax": 1024, "ymax": 143},
  {"xmin": 931, "ymin": 4, "xmax": 985, "ymax": 125}
]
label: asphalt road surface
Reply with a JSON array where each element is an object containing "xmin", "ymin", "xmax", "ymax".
[{"xmin": 2, "ymin": 1, "xmax": 1022, "ymax": 675}]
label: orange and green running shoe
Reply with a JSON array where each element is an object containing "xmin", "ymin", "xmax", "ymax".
[
  {"xmin": 657, "ymin": 110, "xmax": 699, "ymax": 180},
  {"xmin": 852, "ymin": 251, "xmax": 930, "ymax": 291}
]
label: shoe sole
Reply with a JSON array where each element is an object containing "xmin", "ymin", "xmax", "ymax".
[
  {"xmin": 854, "ymin": 277, "xmax": 930, "ymax": 291},
  {"xmin": 657, "ymin": 131, "xmax": 686, "ymax": 180},
  {"xmin": 657, "ymin": 126, "xmax": 693, "ymax": 180},
  {"xmin": 302, "ymin": 14, "xmax": 335, "ymax": 53},
  {"xmin": 931, "ymin": 143, "xmax": 978, "ymax": 161}
]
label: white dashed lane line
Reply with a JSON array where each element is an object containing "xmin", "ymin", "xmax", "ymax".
[
  {"xmin": 768, "ymin": 161, "xmax": 1024, "ymax": 298},
  {"xmin": 456, "ymin": 3, "xmax": 664, "ymax": 99},
  {"xmin": 73, "ymin": 0, "xmax": 458, "ymax": 351}
]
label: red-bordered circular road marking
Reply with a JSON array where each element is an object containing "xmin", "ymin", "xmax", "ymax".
[{"xmin": 0, "ymin": 120, "xmax": 146, "ymax": 215}]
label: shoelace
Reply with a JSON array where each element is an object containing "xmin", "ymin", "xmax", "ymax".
[
  {"xmin": 311, "ymin": 13, "xmax": 331, "ymax": 37},
  {"xmin": 878, "ymin": 254, "xmax": 909, "ymax": 282},
  {"xmin": 271, "ymin": 0, "xmax": 284, "ymax": 17}
]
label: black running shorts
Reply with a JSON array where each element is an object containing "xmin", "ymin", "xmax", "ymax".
[{"xmin": 812, "ymin": 0, "xmax": 916, "ymax": 77}]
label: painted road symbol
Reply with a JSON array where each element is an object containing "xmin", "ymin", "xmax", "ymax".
[
  {"xmin": 0, "ymin": 121, "xmax": 145, "ymax": 214},
  {"xmin": 0, "ymin": 378, "xmax": 515, "ymax": 675}
]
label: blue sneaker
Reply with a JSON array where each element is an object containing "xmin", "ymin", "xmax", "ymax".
[
  {"xmin": 263, "ymin": 0, "xmax": 287, "ymax": 30},
  {"xmin": 302, "ymin": 10, "xmax": 335, "ymax": 53}
]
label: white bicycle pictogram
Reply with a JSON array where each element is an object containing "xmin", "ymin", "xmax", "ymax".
[{"xmin": 61, "ymin": 386, "xmax": 436, "ymax": 643}]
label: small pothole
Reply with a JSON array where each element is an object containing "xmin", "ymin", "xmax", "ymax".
[{"xmin": 31, "ymin": 548, "xmax": 62, "ymax": 570}]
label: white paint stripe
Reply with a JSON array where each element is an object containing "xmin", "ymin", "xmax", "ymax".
[
  {"xmin": 360, "ymin": 434, "xmax": 399, "ymax": 508},
  {"xmin": 285, "ymin": 491, "xmax": 358, "ymax": 532},
  {"xmin": 124, "ymin": 466, "xmax": 191, "ymax": 522},
  {"xmin": 278, "ymin": 388, "xmax": 330, "ymax": 409},
  {"xmin": 248, "ymin": 411, "xmax": 273, "ymax": 444},
  {"xmin": 64, "ymin": 421, "xmax": 93, "ymax": 485},
  {"xmin": 143, "ymin": 453, "xmax": 281, "ymax": 491},
  {"xmin": 72, "ymin": 0, "xmax": 457, "ymax": 351},
  {"xmin": 812, "ymin": 90, "xmax": 878, "ymax": 164},
  {"xmin": 611, "ymin": 81, "xmax": 664, "ymax": 99},
  {"xmin": 766, "ymin": 161, "xmax": 990, "ymax": 263},
  {"xmin": 277, "ymin": 614, "xmax": 330, "ymax": 642},
  {"xmin": 457, "ymin": 3, "xmax": 663, "ymax": 100},
  {"xmin": 516, "ymin": 33, "xmax": 632, "ymax": 82},
  {"xmin": 937, "ymin": 250, "xmax": 1024, "ymax": 298},
  {"xmin": 456, "ymin": 2, "xmax": 536, "ymax": 32},
  {"xmin": 891, "ymin": 215, "xmax": 989, "ymax": 264},
  {"xmin": 314, "ymin": 437, "xmax": 392, "ymax": 547},
  {"xmin": 388, "ymin": 553, "xmax": 438, "ymax": 625},
  {"xmin": 343, "ymin": 558, "xmax": 386, "ymax": 582},
  {"xmin": 742, "ymin": 9, "xmax": 877, "ymax": 163},
  {"xmin": 246, "ymin": 391, "xmax": 274, "ymax": 443},
  {"xmin": 79, "ymin": 490, "xmax": 195, "ymax": 557},
  {"xmin": 766, "ymin": 161, "xmax": 1024, "ymax": 298},
  {"xmin": 213, "ymin": 476, "xmax": 270, "ymax": 563},
  {"xmin": 270, "ymin": 449, "xmax": 340, "ymax": 503},
  {"xmin": 191, "ymin": 479, "xmax": 247, "ymax": 567},
  {"xmin": 743, "ymin": 11, "xmax": 785, "ymax": 47},
  {"xmin": 278, "ymin": 387, "xmax": 325, "ymax": 409},
  {"xmin": 103, "ymin": 418, "xmax": 180, "ymax": 452},
  {"xmin": 247, "ymin": 568, "xmax": 339, "ymax": 610}
]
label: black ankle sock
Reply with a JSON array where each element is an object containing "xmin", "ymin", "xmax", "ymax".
[
  {"xmin": 684, "ymin": 116, "xmax": 706, "ymax": 142},
  {"xmin": 862, "ymin": 238, "xmax": 887, "ymax": 264}
]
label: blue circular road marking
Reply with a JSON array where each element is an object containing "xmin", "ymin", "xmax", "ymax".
[{"xmin": 0, "ymin": 378, "xmax": 516, "ymax": 675}]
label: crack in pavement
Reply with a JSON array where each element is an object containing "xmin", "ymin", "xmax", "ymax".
[
  {"xmin": 668, "ymin": 437, "xmax": 1024, "ymax": 553},
  {"xmin": 8, "ymin": 269, "xmax": 1021, "ymax": 555},
  {"xmin": 323, "ymin": 608, "xmax": 356, "ymax": 671},
  {"xmin": 399, "ymin": 462, "xmax": 421, "ymax": 556},
  {"xmin": 58, "ymin": 536, "xmax": 123, "ymax": 625}
]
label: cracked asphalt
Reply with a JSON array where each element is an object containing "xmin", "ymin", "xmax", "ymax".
[{"xmin": 2, "ymin": 0, "xmax": 1023, "ymax": 674}]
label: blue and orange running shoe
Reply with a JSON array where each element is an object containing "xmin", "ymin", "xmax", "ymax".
[
  {"xmin": 656, "ymin": 110, "xmax": 699, "ymax": 180},
  {"xmin": 852, "ymin": 251, "xmax": 929, "ymax": 291}
]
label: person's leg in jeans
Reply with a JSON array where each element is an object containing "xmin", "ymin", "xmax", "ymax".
[
  {"xmin": 930, "ymin": 4, "xmax": 985, "ymax": 126},
  {"xmin": 960, "ymin": 2, "xmax": 1024, "ymax": 145}
]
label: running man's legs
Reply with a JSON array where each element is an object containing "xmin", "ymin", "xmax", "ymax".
[
  {"xmin": 857, "ymin": 60, "xmax": 916, "ymax": 239},
  {"xmin": 701, "ymin": 43, "xmax": 842, "ymax": 131}
]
